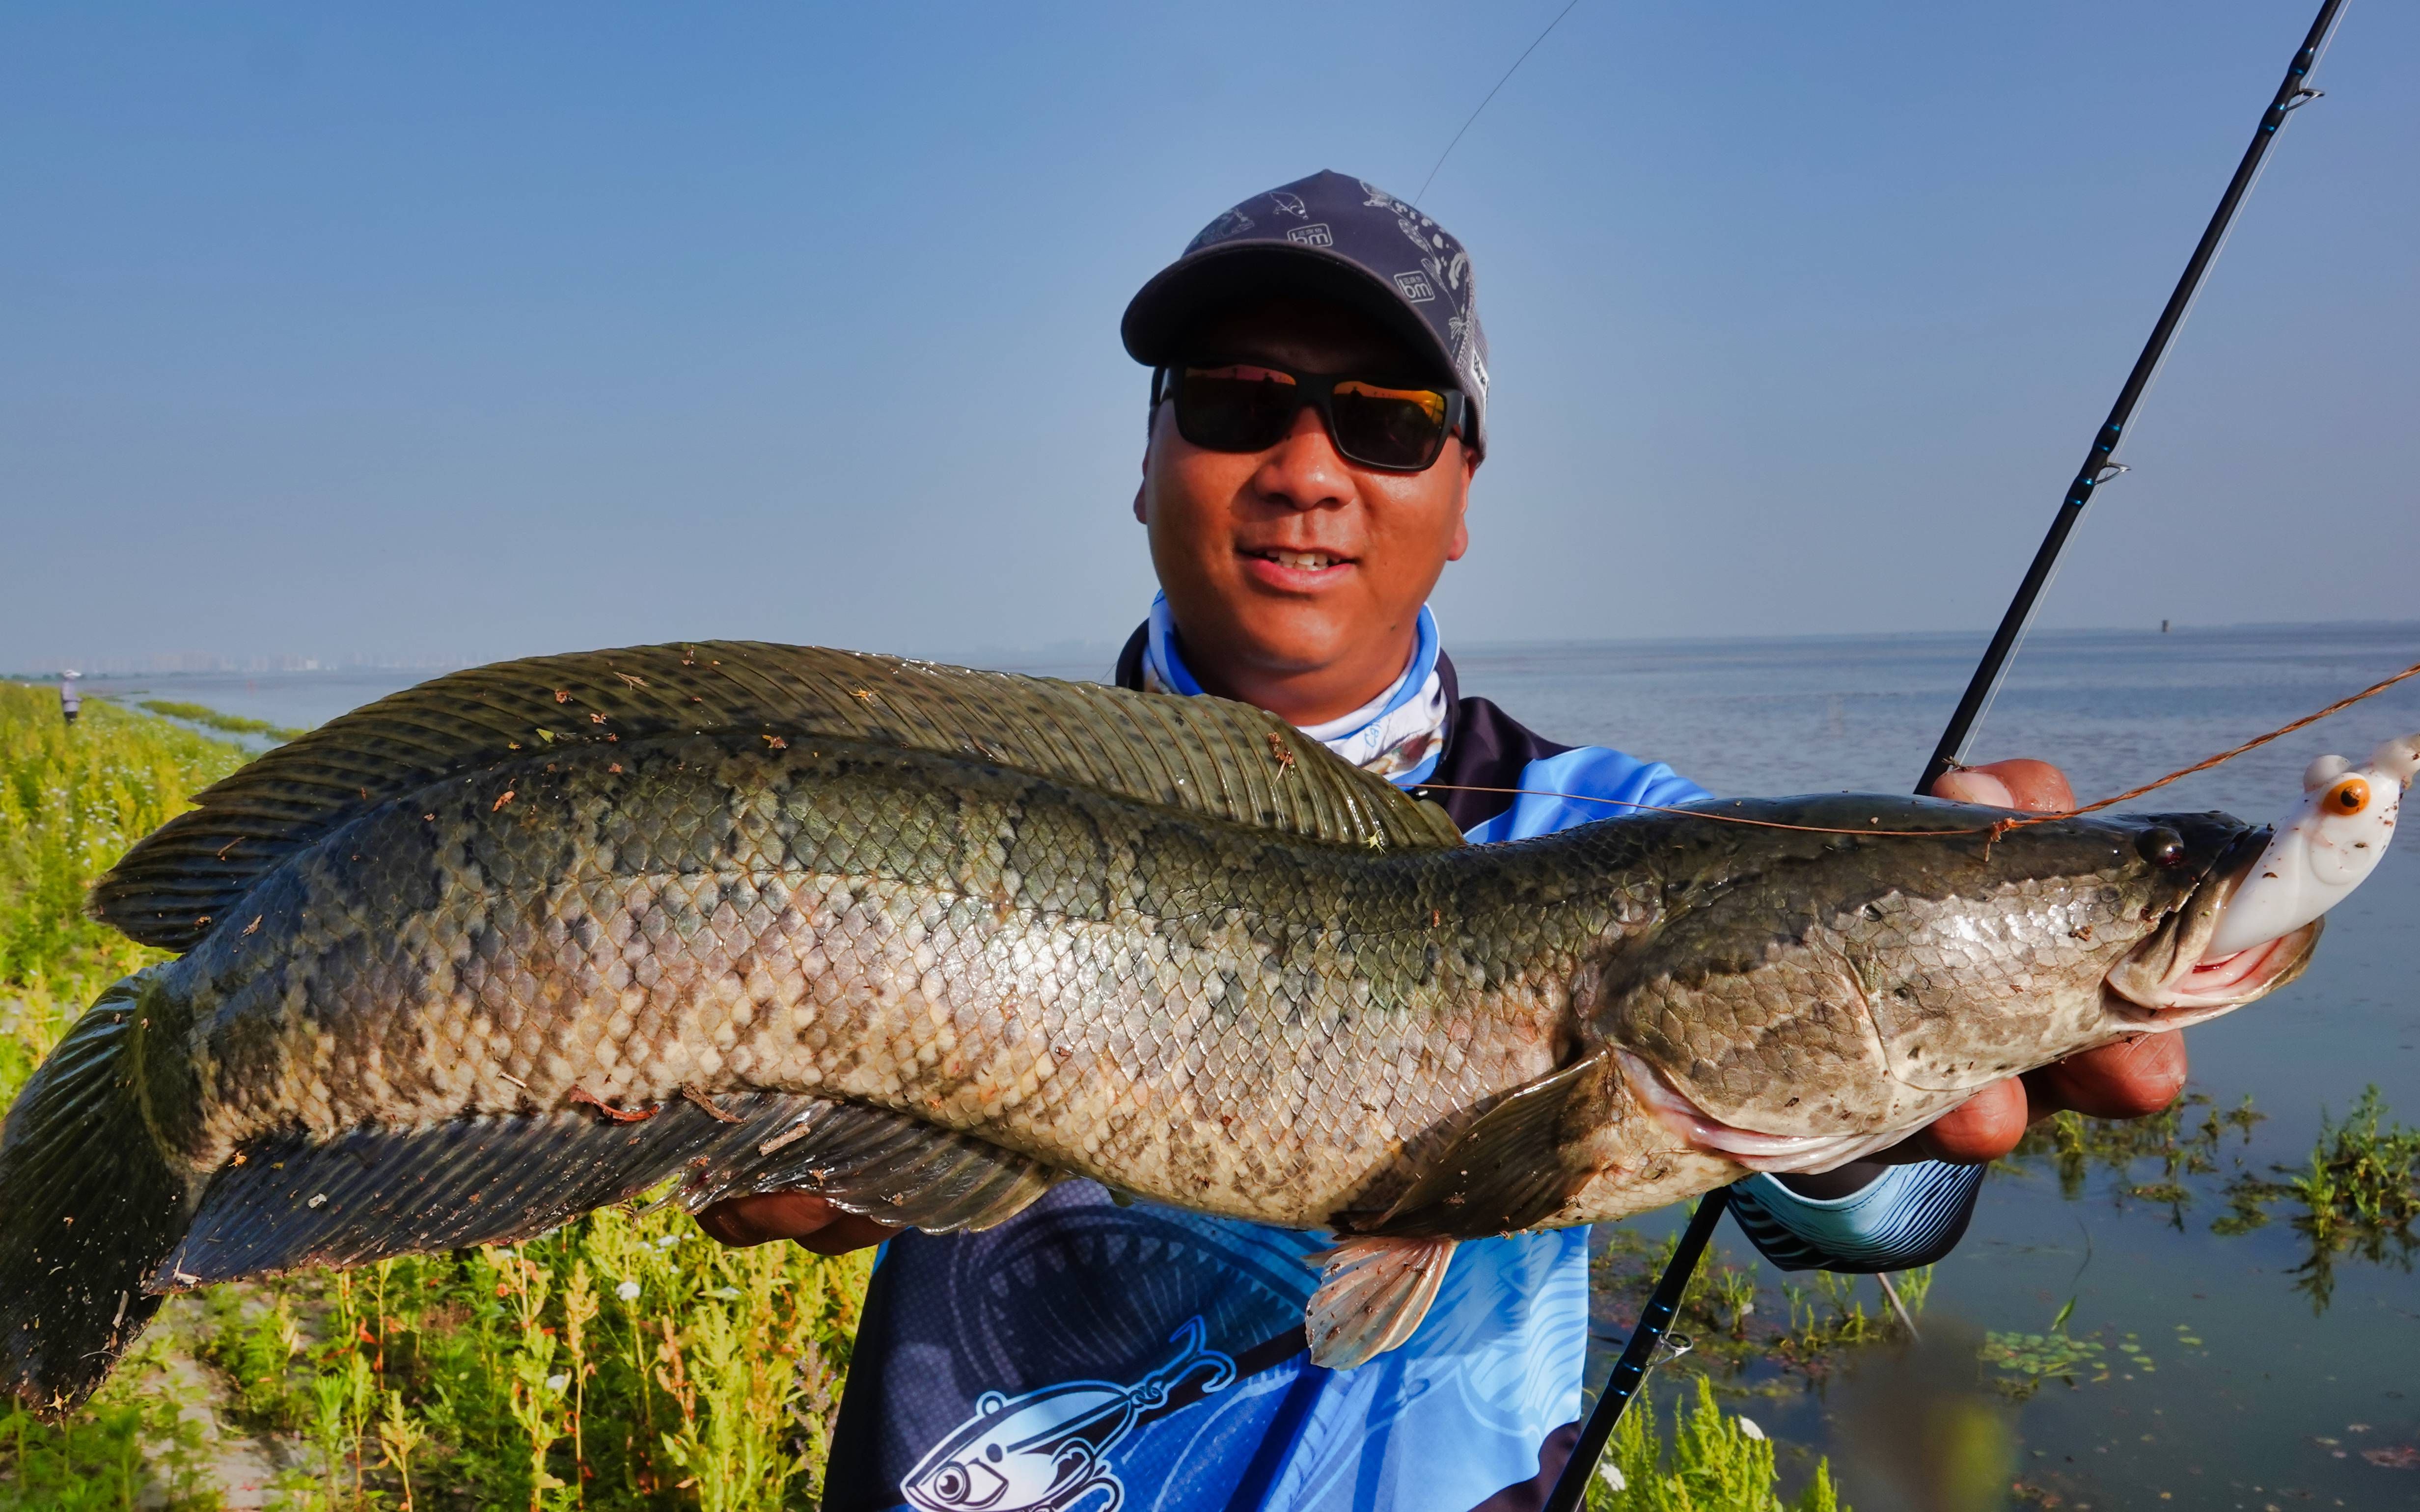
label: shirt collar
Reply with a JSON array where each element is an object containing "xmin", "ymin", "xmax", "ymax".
[{"xmin": 1138, "ymin": 592, "xmax": 1448, "ymax": 785}]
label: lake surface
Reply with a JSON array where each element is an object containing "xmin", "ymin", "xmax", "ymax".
[
  {"xmin": 1441, "ymin": 621, "xmax": 2420, "ymax": 1512},
  {"xmin": 65, "ymin": 621, "xmax": 2420, "ymax": 1508}
]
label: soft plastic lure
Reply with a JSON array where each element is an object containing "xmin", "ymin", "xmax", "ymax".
[{"xmin": 2206, "ymin": 735, "xmax": 2419, "ymax": 958}]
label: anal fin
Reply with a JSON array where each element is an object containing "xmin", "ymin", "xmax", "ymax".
[
  {"xmin": 673, "ymin": 1100, "xmax": 1059, "ymax": 1232},
  {"xmin": 155, "ymin": 1094, "xmax": 1058, "ymax": 1291},
  {"xmin": 1303, "ymin": 1236, "xmax": 1458, "ymax": 1369}
]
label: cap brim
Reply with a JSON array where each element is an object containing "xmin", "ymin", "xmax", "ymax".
[{"xmin": 1121, "ymin": 242, "xmax": 1458, "ymax": 386}]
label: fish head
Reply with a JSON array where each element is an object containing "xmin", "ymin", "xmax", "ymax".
[
  {"xmin": 2099, "ymin": 814, "xmax": 2322, "ymax": 1024},
  {"xmin": 1595, "ymin": 797, "xmax": 2334, "ymax": 1174},
  {"xmin": 1846, "ymin": 806, "xmax": 2322, "ymax": 1088}
]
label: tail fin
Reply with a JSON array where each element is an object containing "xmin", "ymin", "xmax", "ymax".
[{"xmin": 0, "ymin": 970, "xmax": 195, "ymax": 1414}]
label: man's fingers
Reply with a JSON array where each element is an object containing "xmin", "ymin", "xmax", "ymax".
[
  {"xmin": 694, "ymin": 1190, "xmax": 900, "ymax": 1254},
  {"xmin": 1929, "ymin": 757, "xmax": 2076, "ymax": 813},
  {"xmin": 1928, "ymin": 767, "xmax": 2013, "ymax": 809},
  {"xmin": 1908, "ymin": 1077, "xmax": 2032, "ymax": 1163},
  {"xmin": 2026, "ymin": 1032, "xmax": 2189, "ymax": 1121},
  {"xmin": 1858, "ymin": 1032, "xmax": 2190, "ymax": 1174}
]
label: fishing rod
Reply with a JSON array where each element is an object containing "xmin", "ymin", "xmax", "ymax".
[
  {"xmin": 1540, "ymin": 1190, "xmax": 1727, "ymax": 1512},
  {"xmin": 1547, "ymin": 6, "xmax": 2346, "ymax": 1505},
  {"xmin": 1918, "ymin": 0, "xmax": 2346, "ymax": 791}
]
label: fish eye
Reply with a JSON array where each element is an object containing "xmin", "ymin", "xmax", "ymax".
[
  {"xmin": 2327, "ymin": 777, "xmax": 2370, "ymax": 815},
  {"xmin": 933, "ymin": 1468, "xmax": 966, "ymax": 1498},
  {"xmin": 2135, "ymin": 826, "xmax": 2185, "ymax": 866}
]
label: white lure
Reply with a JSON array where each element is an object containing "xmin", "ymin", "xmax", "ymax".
[{"xmin": 2204, "ymin": 734, "xmax": 2420, "ymax": 958}]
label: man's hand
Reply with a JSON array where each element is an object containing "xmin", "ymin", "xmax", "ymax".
[
  {"xmin": 694, "ymin": 1191, "xmax": 899, "ymax": 1254},
  {"xmin": 1904, "ymin": 756, "xmax": 2187, "ymax": 1162}
]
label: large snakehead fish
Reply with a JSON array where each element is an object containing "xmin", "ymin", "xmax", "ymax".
[{"xmin": 2, "ymin": 642, "xmax": 2408, "ymax": 1412}]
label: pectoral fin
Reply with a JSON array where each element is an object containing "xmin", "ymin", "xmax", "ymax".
[
  {"xmin": 1303, "ymin": 1235, "xmax": 1458, "ymax": 1369},
  {"xmin": 1361, "ymin": 1051, "xmax": 1613, "ymax": 1239}
]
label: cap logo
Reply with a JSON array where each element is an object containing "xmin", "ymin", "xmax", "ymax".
[
  {"xmin": 1393, "ymin": 269, "xmax": 1436, "ymax": 302},
  {"xmin": 1187, "ymin": 208, "xmax": 1256, "ymax": 251},
  {"xmin": 1284, "ymin": 222, "xmax": 1334, "ymax": 248},
  {"xmin": 1268, "ymin": 191, "xmax": 1308, "ymax": 217}
]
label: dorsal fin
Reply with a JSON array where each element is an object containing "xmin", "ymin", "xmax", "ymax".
[{"xmin": 91, "ymin": 641, "xmax": 1464, "ymax": 950}]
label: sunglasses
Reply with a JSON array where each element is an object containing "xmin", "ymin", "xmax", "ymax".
[{"xmin": 1153, "ymin": 362, "xmax": 1468, "ymax": 473}]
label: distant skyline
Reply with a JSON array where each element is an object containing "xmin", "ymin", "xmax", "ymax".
[{"xmin": 4, "ymin": 3, "xmax": 2414, "ymax": 672}]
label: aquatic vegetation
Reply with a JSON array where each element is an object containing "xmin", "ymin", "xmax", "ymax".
[
  {"xmin": 135, "ymin": 699, "xmax": 313, "ymax": 744},
  {"xmin": 1585, "ymin": 1376, "xmax": 1842, "ymax": 1512},
  {"xmin": 1773, "ymin": 1269, "xmax": 1932, "ymax": 1370},
  {"xmin": 1593, "ymin": 1228, "xmax": 1929, "ymax": 1385},
  {"xmin": 2003, "ymin": 1091, "xmax": 2263, "ymax": 1215},
  {"xmin": 1978, "ymin": 1299, "xmax": 2106, "ymax": 1400},
  {"xmin": 2218, "ymin": 1084, "xmax": 2420, "ymax": 1308}
]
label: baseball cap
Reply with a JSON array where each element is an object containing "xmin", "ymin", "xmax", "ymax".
[{"xmin": 1122, "ymin": 169, "xmax": 1490, "ymax": 455}]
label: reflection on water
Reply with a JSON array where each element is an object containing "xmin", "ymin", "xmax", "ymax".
[{"xmin": 58, "ymin": 621, "xmax": 2420, "ymax": 1505}]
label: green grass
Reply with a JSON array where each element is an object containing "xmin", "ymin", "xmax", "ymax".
[
  {"xmin": 134, "ymin": 699, "xmax": 313, "ymax": 744},
  {"xmin": 0, "ymin": 681, "xmax": 1841, "ymax": 1509},
  {"xmin": 1, "ymin": 685, "xmax": 874, "ymax": 1508},
  {"xmin": 0, "ymin": 682, "xmax": 246, "ymax": 999},
  {"xmin": 1584, "ymin": 1377, "xmax": 1840, "ymax": 1512}
]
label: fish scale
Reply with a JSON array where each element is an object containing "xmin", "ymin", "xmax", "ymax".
[{"xmin": 0, "ymin": 641, "xmax": 2348, "ymax": 1409}]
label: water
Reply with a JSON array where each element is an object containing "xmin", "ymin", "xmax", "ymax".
[
  {"xmin": 1439, "ymin": 621, "xmax": 2420, "ymax": 1512},
  {"xmin": 71, "ymin": 621, "xmax": 2420, "ymax": 1507}
]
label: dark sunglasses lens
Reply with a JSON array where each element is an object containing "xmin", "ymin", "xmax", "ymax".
[
  {"xmin": 1330, "ymin": 381, "xmax": 1450, "ymax": 470},
  {"xmin": 1175, "ymin": 367, "xmax": 1300, "ymax": 453}
]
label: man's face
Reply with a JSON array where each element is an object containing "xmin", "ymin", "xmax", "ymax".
[{"xmin": 1133, "ymin": 296, "xmax": 1476, "ymax": 718}]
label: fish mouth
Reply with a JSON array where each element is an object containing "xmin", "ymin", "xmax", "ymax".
[
  {"xmin": 2103, "ymin": 825, "xmax": 2322, "ymax": 1028},
  {"xmin": 1615, "ymin": 1050, "xmax": 1934, "ymax": 1176}
]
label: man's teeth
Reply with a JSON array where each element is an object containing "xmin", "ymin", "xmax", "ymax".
[{"xmin": 1264, "ymin": 551, "xmax": 1339, "ymax": 569}]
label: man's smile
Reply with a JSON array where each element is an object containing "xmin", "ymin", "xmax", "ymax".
[{"xmin": 1240, "ymin": 545, "xmax": 1356, "ymax": 589}]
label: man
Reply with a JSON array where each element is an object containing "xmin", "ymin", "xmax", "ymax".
[
  {"xmin": 58, "ymin": 671, "xmax": 80, "ymax": 727},
  {"xmin": 703, "ymin": 171, "xmax": 2185, "ymax": 1510}
]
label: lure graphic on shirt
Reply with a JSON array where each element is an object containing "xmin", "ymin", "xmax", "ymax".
[
  {"xmin": 1, "ymin": 638, "xmax": 2405, "ymax": 1412},
  {"xmin": 901, "ymin": 1318, "xmax": 1237, "ymax": 1512}
]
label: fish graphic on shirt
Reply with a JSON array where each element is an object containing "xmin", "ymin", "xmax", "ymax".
[{"xmin": 901, "ymin": 1318, "xmax": 1237, "ymax": 1512}]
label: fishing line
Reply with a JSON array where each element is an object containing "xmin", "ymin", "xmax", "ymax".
[
  {"xmin": 1412, "ymin": 0, "xmax": 1585, "ymax": 207},
  {"xmin": 1418, "ymin": 656, "xmax": 2420, "ymax": 841}
]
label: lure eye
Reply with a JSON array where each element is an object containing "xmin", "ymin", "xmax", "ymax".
[{"xmin": 2327, "ymin": 777, "xmax": 2370, "ymax": 815}]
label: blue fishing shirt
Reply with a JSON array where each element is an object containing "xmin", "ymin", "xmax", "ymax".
[{"xmin": 819, "ymin": 619, "xmax": 1983, "ymax": 1512}]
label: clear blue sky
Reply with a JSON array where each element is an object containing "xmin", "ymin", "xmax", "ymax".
[{"xmin": 4, "ymin": 2, "xmax": 2413, "ymax": 670}]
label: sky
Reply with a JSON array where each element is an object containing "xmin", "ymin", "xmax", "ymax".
[{"xmin": 3, "ymin": 1, "xmax": 2414, "ymax": 672}]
